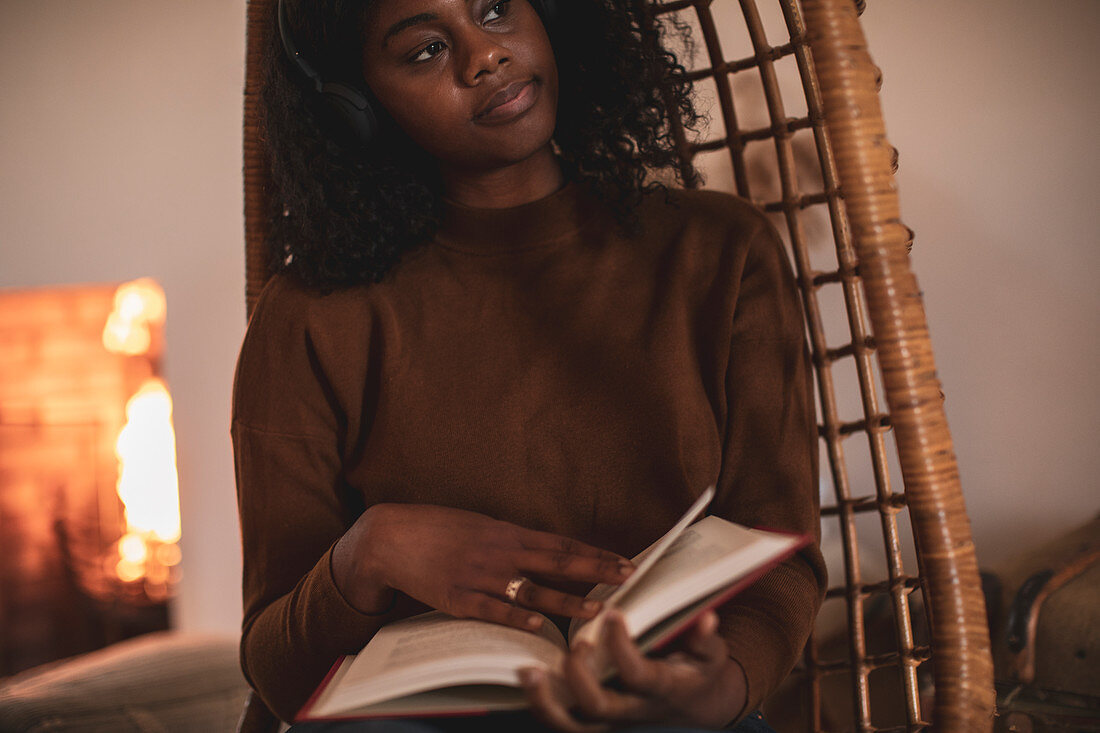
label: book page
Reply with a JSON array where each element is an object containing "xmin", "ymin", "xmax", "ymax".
[
  {"xmin": 633, "ymin": 585, "xmax": 729, "ymax": 654},
  {"xmin": 570, "ymin": 515, "xmax": 800, "ymax": 650},
  {"xmin": 325, "ymin": 684, "xmax": 529, "ymax": 719},
  {"xmin": 569, "ymin": 485, "xmax": 714, "ymax": 643},
  {"xmin": 613, "ymin": 517, "xmax": 798, "ymax": 637},
  {"xmin": 310, "ymin": 611, "xmax": 565, "ymax": 717}
]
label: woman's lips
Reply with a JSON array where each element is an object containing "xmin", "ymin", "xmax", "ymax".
[{"xmin": 474, "ymin": 80, "xmax": 538, "ymax": 124}]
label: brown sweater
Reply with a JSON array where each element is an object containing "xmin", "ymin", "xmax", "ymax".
[{"xmin": 231, "ymin": 179, "xmax": 826, "ymax": 724}]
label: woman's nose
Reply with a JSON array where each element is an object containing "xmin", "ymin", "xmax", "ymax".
[{"xmin": 458, "ymin": 30, "xmax": 511, "ymax": 86}]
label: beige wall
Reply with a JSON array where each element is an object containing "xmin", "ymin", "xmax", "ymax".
[
  {"xmin": 0, "ymin": 0, "xmax": 248, "ymax": 633},
  {"xmin": 1, "ymin": 1, "xmax": 1096, "ymax": 635},
  {"xmin": 860, "ymin": 1, "xmax": 1100, "ymax": 563}
]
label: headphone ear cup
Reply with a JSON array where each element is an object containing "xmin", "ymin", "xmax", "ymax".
[{"xmin": 319, "ymin": 81, "xmax": 378, "ymax": 148}]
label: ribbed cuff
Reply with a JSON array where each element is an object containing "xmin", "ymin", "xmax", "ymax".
[
  {"xmin": 720, "ymin": 605, "xmax": 796, "ymax": 721},
  {"xmin": 324, "ymin": 542, "xmax": 398, "ymax": 617},
  {"xmin": 243, "ymin": 543, "xmax": 404, "ymax": 721},
  {"xmin": 715, "ymin": 557, "xmax": 823, "ymax": 723},
  {"xmin": 309, "ymin": 543, "xmax": 400, "ymax": 654}
]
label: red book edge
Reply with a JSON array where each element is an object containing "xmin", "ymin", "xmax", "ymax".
[
  {"xmin": 296, "ymin": 525, "xmax": 812, "ymax": 722},
  {"xmin": 295, "ymin": 655, "xmax": 349, "ymax": 723}
]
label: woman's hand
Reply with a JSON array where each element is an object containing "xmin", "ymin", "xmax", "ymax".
[
  {"xmin": 520, "ymin": 609, "xmax": 748, "ymax": 732},
  {"xmin": 333, "ymin": 503, "xmax": 635, "ymax": 630}
]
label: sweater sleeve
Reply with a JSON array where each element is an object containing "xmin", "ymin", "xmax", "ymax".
[
  {"xmin": 710, "ymin": 216, "xmax": 827, "ymax": 722},
  {"xmin": 231, "ymin": 279, "xmax": 400, "ymax": 722}
]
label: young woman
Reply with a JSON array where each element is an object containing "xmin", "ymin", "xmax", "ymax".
[{"xmin": 233, "ymin": 0, "xmax": 826, "ymax": 731}]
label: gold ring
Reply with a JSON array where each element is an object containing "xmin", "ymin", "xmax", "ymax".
[{"xmin": 504, "ymin": 576, "xmax": 529, "ymax": 603}]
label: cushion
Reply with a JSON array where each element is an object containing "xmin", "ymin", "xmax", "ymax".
[{"xmin": 0, "ymin": 631, "xmax": 249, "ymax": 732}]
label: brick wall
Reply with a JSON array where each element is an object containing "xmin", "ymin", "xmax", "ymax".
[{"xmin": 0, "ymin": 283, "xmax": 168, "ymax": 675}]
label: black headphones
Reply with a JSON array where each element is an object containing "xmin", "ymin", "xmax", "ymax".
[{"xmin": 278, "ymin": 0, "xmax": 558, "ymax": 149}]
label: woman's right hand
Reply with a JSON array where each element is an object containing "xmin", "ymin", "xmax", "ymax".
[{"xmin": 332, "ymin": 503, "xmax": 635, "ymax": 631}]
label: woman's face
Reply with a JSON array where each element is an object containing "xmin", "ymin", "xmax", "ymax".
[{"xmin": 360, "ymin": 0, "xmax": 559, "ymax": 174}]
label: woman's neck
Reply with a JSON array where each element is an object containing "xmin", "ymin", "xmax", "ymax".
[{"xmin": 439, "ymin": 144, "xmax": 565, "ymax": 209}]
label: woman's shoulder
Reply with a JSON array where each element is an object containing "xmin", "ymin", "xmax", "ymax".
[
  {"xmin": 641, "ymin": 184, "xmax": 773, "ymax": 235},
  {"xmin": 633, "ymin": 184, "xmax": 787, "ymax": 276},
  {"xmin": 233, "ymin": 273, "xmax": 379, "ymax": 430},
  {"xmin": 238, "ymin": 273, "xmax": 377, "ymax": 377},
  {"xmin": 246, "ymin": 272, "xmax": 374, "ymax": 335}
]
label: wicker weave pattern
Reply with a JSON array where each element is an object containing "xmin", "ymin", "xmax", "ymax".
[
  {"xmin": 241, "ymin": 1, "xmax": 994, "ymax": 730},
  {"xmin": 243, "ymin": 1, "xmax": 273, "ymax": 318},
  {"xmin": 799, "ymin": 3, "xmax": 993, "ymax": 730},
  {"xmin": 639, "ymin": 0, "xmax": 993, "ymax": 729}
]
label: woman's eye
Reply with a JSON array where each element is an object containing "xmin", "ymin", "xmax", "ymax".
[
  {"xmin": 411, "ymin": 41, "xmax": 446, "ymax": 63},
  {"xmin": 407, "ymin": 0, "xmax": 511, "ymax": 62},
  {"xmin": 484, "ymin": 0, "xmax": 512, "ymax": 22}
]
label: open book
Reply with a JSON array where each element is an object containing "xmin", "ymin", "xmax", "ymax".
[{"xmin": 296, "ymin": 485, "xmax": 808, "ymax": 722}]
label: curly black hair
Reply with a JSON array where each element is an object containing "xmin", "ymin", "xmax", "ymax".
[{"xmin": 263, "ymin": 0, "xmax": 704, "ymax": 290}]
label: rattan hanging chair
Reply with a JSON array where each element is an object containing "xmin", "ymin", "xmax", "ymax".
[{"xmin": 240, "ymin": 1, "xmax": 995, "ymax": 731}]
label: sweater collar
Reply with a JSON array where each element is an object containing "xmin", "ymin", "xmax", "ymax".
[{"xmin": 436, "ymin": 178, "xmax": 602, "ymax": 254}]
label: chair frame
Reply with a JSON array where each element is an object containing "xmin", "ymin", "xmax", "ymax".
[{"xmin": 242, "ymin": 1, "xmax": 995, "ymax": 730}]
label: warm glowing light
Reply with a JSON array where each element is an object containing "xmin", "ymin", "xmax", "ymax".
[
  {"xmin": 102, "ymin": 279, "xmax": 166, "ymax": 355},
  {"xmin": 118, "ymin": 532, "xmax": 148, "ymax": 564},
  {"xmin": 115, "ymin": 378, "xmax": 181, "ymax": 544},
  {"xmin": 115, "ymin": 559, "xmax": 144, "ymax": 583},
  {"xmin": 102, "ymin": 279, "xmax": 182, "ymax": 593},
  {"xmin": 155, "ymin": 542, "xmax": 182, "ymax": 567},
  {"xmin": 146, "ymin": 563, "xmax": 170, "ymax": 586}
]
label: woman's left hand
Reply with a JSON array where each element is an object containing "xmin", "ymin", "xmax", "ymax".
[{"xmin": 519, "ymin": 609, "xmax": 747, "ymax": 732}]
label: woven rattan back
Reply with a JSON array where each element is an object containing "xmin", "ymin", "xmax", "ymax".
[
  {"xmin": 241, "ymin": 1, "xmax": 994, "ymax": 730},
  {"xmin": 642, "ymin": 2, "xmax": 993, "ymax": 730}
]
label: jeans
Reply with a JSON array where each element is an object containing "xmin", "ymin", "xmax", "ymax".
[{"xmin": 286, "ymin": 709, "xmax": 775, "ymax": 732}]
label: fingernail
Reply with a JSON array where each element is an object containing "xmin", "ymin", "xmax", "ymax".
[
  {"xmin": 582, "ymin": 600, "xmax": 600, "ymax": 613},
  {"xmin": 618, "ymin": 561, "xmax": 635, "ymax": 576},
  {"xmin": 527, "ymin": 615, "xmax": 542, "ymax": 627}
]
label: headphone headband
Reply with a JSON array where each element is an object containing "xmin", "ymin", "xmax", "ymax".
[{"xmin": 277, "ymin": 0, "xmax": 322, "ymax": 93}]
